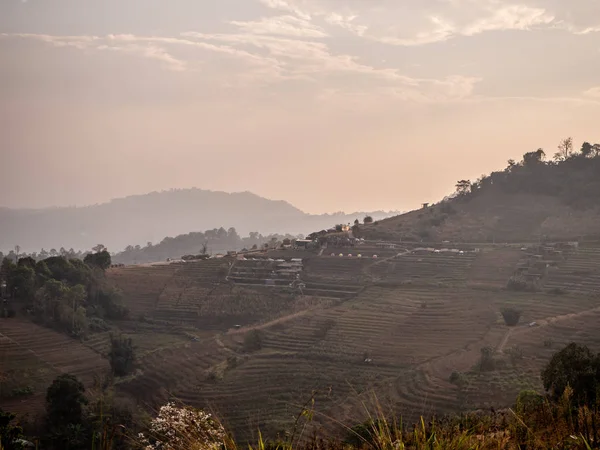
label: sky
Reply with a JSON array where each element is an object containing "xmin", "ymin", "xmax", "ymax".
[{"xmin": 1, "ymin": 0, "xmax": 600, "ymax": 214}]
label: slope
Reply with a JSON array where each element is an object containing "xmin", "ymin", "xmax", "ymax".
[{"xmin": 361, "ymin": 147, "xmax": 600, "ymax": 243}]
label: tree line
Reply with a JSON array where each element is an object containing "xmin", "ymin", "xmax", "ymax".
[
  {"xmin": 454, "ymin": 138, "xmax": 600, "ymax": 208},
  {"xmin": 0, "ymin": 247, "xmax": 127, "ymax": 336},
  {"xmin": 111, "ymin": 227, "xmax": 303, "ymax": 265}
]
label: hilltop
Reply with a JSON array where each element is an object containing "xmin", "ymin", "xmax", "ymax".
[
  {"xmin": 0, "ymin": 188, "xmax": 398, "ymax": 253},
  {"xmin": 360, "ymin": 140, "xmax": 600, "ymax": 243}
]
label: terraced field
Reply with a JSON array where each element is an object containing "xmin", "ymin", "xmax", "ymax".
[
  {"xmin": 0, "ymin": 319, "xmax": 109, "ymax": 417},
  {"xmin": 6, "ymin": 242, "xmax": 600, "ymax": 439},
  {"xmin": 544, "ymin": 246, "xmax": 600, "ymax": 295},
  {"xmin": 370, "ymin": 252, "xmax": 478, "ymax": 285},
  {"xmin": 468, "ymin": 247, "xmax": 523, "ymax": 288},
  {"xmin": 107, "ymin": 264, "xmax": 182, "ymax": 317}
]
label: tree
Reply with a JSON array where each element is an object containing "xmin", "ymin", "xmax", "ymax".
[
  {"xmin": 523, "ymin": 149, "xmax": 546, "ymax": 166},
  {"xmin": 109, "ymin": 334, "xmax": 135, "ymax": 377},
  {"xmin": 10, "ymin": 265, "xmax": 36, "ymax": 300},
  {"xmin": 581, "ymin": 142, "xmax": 594, "ymax": 158},
  {"xmin": 14, "ymin": 245, "xmax": 20, "ymax": 260},
  {"xmin": 17, "ymin": 256, "xmax": 36, "ymax": 269},
  {"xmin": 46, "ymin": 374, "xmax": 88, "ymax": 448},
  {"xmin": 0, "ymin": 408, "xmax": 25, "ymax": 450},
  {"xmin": 137, "ymin": 402, "xmax": 225, "ymax": 450},
  {"xmin": 363, "ymin": 216, "xmax": 374, "ymax": 224},
  {"xmin": 92, "ymin": 244, "xmax": 106, "ymax": 253},
  {"xmin": 455, "ymin": 180, "xmax": 472, "ymax": 196},
  {"xmin": 501, "ymin": 307, "xmax": 522, "ymax": 326},
  {"xmin": 542, "ymin": 343, "xmax": 600, "ymax": 407},
  {"xmin": 554, "ymin": 137, "xmax": 574, "ymax": 162},
  {"xmin": 479, "ymin": 346, "xmax": 496, "ymax": 371},
  {"xmin": 84, "ymin": 250, "xmax": 111, "ymax": 270}
]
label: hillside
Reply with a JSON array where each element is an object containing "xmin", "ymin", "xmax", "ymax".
[
  {"xmin": 0, "ymin": 188, "xmax": 398, "ymax": 253},
  {"xmin": 360, "ymin": 142, "xmax": 600, "ymax": 243},
  {"xmin": 5, "ymin": 238, "xmax": 600, "ymax": 443}
]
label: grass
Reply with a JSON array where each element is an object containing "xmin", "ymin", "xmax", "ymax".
[{"xmin": 124, "ymin": 392, "xmax": 600, "ymax": 450}]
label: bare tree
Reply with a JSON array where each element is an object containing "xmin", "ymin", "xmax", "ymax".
[
  {"xmin": 14, "ymin": 245, "xmax": 20, "ymax": 260},
  {"xmin": 554, "ymin": 137, "xmax": 573, "ymax": 162}
]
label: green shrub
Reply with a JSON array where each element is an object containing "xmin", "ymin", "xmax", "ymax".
[{"xmin": 11, "ymin": 386, "xmax": 34, "ymax": 397}]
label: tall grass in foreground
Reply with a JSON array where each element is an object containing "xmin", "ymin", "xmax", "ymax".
[{"xmin": 128, "ymin": 388, "xmax": 599, "ymax": 450}]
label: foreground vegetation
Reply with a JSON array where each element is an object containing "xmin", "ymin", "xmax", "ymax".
[{"xmin": 3, "ymin": 342, "xmax": 600, "ymax": 449}]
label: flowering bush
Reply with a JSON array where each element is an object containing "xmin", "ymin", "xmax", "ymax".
[{"xmin": 138, "ymin": 402, "xmax": 225, "ymax": 450}]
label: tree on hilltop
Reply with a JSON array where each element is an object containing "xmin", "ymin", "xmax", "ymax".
[
  {"xmin": 554, "ymin": 137, "xmax": 574, "ymax": 162},
  {"xmin": 523, "ymin": 148, "xmax": 546, "ymax": 166},
  {"xmin": 455, "ymin": 180, "xmax": 472, "ymax": 196},
  {"xmin": 363, "ymin": 216, "xmax": 374, "ymax": 224}
]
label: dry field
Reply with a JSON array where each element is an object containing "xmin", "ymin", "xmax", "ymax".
[
  {"xmin": 0, "ymin": 318, "xmax": 109, "ymax": 417},
  {"xmin": 4, "ymin": 243, "xmax": 600, "ymax": 441}
]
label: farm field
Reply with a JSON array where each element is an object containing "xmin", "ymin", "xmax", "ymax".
[
  {"xmin": 3, "ymin": 242, "xmax": 600, "ymax": 441},
  {"xmin": 0, "ymin": 318, "xmax": 110, "ymax": 417}
]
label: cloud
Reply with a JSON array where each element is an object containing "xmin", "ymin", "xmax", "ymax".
[
  {"xmin": 182, "ymin": 30, "xmax": 481, "ymax": 101},
  {"xmin": 258, "ymin": 0, "xmax": 596, "ymax": 46},
  {"xmin": 1, "ymin": 33, "xmax": 187, "ymax": 71},
  {"xmin": 258, "ymin": 0, "xmax": 312, "ymax": 20},
  {"xmin": 0, "ymin": 33, "xmax": 286, "ymax": 76},
  {"xmin": 584, "ymin": 87, "xmax": 600, "ymax": 98},
  {"xmin": 230, "ymin": 15, "xmax": 328, "ymax": 38},
  {"xmin": 461, "ymin": 4, "xmax": 554, "ymax": 36}
]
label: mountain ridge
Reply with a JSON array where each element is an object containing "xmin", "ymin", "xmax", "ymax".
[{"xmin": 0, "ymin": 188, "xmax": 400, "ymax": 253}]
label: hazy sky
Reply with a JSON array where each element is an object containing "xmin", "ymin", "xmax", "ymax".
[{"xmin": 1, "ymin": 0, "xmax": 599, "ymax": 214}]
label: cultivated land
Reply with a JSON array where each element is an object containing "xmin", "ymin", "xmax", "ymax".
[{"xmin": 4, "ymin": 239, "xmax": 600, "ymax": 441}]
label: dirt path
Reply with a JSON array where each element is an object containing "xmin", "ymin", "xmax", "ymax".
[
  {"xmin": 496, "ymin": 328, "xmax": 513, "ymax": 354},
  {"xmin": 225, "ymin": 307, "xmax": 318, "ymax": 336},
  {"xmin": 500, "ymin": 304, "xmax": 600, "ymax": 349}
]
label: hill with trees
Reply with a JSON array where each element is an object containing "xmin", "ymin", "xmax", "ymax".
[
  {"xmin": 111, "ymin": 227, "xmax": 299, "ymax": 265},
  {"xmin": 0, "ymin": 189, "xmax": 399, "ymax": 253},
  {"xmin": 361, "ymin": 139, "xmax": 600, "ymax": 243}
]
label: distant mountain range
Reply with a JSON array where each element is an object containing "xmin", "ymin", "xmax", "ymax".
[{"xmin": 0, "ymin": 189, "xmax": 400, "ymax": 252}]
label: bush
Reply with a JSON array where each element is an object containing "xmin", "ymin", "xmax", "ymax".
[
  {"xmin": 109, "ymin": 334, "xmax": 135, "ymax": 376},
  {"xmin": 242, "ymin": 330, "xmax": 264, "ymax": 353},
  {"xmin": 548, "ymin": 287, "xmax": 567, "ymax": 295},
  {"xmin": 428, "ymin": 214, "xmax": 448, "ymax": 227},
  {"xmin": 479, "ymin": 346, "xmax": 496, "ymax": 371},
  {"xmin": 1, "ymin": 308, "xmax": 16, "ymax": 318},
  {"xmin": 11, "ymin": 386, "xmax": 34, "ymax": 397},
  {"xmin": 507, "ymin": 275, "xmax": 529, "ymax": 291},
  {"xmin": 439, "ymin": 203, "xmax": 457, "ymax": 215},
  {"xmin": 88, "ymin": 317, "xmax": 110, "ymax": 332},
  {"xmin": 417, "ymin": 228, "xmax": 432, "ymax": 240},
  {"xmin": 313, "ymin": 319, "xmax": 336, "ymax": 339},
  {"xmin": 506, "ymin": 345, "xmax": 524, "ymax": 363},
  {"xmin": 138, "ymin": 403, "xmax": 225, "ymax": 450},
  {"xmin": 449, "ymin": 371, "xmax": 466, "ymax": 386},
  {"xmin": 516, "ymin": 389, "xmax": 544, "ymax": 415},
  {"xmin": 501, "ymin": 307, "xmax": 522, "ymax": 326}
]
